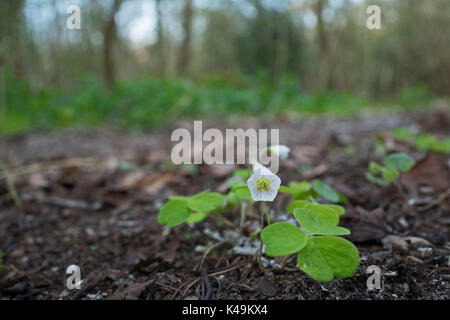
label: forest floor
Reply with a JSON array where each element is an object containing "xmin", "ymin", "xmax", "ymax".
[{"xmin": 0, "ymin": 109, "xmax": 449, "ymax": 300}]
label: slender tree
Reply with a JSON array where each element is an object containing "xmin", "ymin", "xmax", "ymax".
[
  {"xmin": 178, "ymin": 0, "xmax": 193, "ymax": 77},
  {"xmin": 102, "ymin": 0, "xmax": 123, "ymax": 88}
]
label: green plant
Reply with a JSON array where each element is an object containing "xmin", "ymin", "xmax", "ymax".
[
  {"xmin": 4, "ymin": 68, "xmax": 433, "ymax": 135},
  {"xmin": 391, "ymin": 127, "xmax": 450, "ymax": 154},
  {"xmin": 157, "ymin": 146, "xmax": 359, "ymax": 283},
  {"xmin": 157, "ymin": 191, "xmax": 226, "ymax": 227},
  {"xmin": 366, "ymin": 152, "xmax": 415, "ymax": 186},
  {"xmin": 286, "ymin": 179, "xmax": 348, "ymax": 203}
]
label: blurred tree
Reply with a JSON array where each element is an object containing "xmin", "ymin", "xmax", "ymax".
[
  {"xmin": 154, "ymin": 0, "xmax": 166, "ymax": 76},
  {"xmin": 102, "ymin": 0, "xmax": 123, "ymax": 89},
  {"xmin": 1, "ymin": 0, "xmax": 449, "ymax": 96},
  {"xmin": 0, "ymin": 0, "xmax": 26, "ymax": 77},
  {"xmin": 178, "ymin": 0, "xmax": 193, "ymax": 77}
]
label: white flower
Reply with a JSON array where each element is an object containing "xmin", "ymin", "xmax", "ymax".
[
  {"xmin": 247, "ymin": 164, "xmax": 281, "ymax": 202},
  {"xmin": 251, "ymin": 161, "xmax": 273, "ymax": 175},
  {"xmin": 258, "ymin": 145, "xmax": 290, "ymax": 162},
  {"xmin": 269, "ymin": 145, "xmax": 290, "ymax": 160}
]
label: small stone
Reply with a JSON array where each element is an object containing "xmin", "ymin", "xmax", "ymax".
[
  {"xmin": 382, "ymin": 235, "xmax": 408, "ymax": 252},
  {"xmin": 417, "ymin": 247, "xmax": 433, "ymax": 257}
]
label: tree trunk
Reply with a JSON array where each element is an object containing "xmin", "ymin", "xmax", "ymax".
[
  {"xmin": 154, "ymin": 0, "xmax": 166, "ymax": 76},
  {"xmin": 178, "ymin": 0, "xmax": 193, "ymax": 77},
  {"xmin": 102, "ymin": 0, "xmax": 123, "ymax": 89},
  {"xmin": 314, "ymin": 0, "xmax": 329, "ymax": 90}
]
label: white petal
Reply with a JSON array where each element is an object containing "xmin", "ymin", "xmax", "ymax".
[
  {"xmin": 252, "ymin": 162, "xmax": 273, "ymax": 175},
  {"xmin": 270, "ymin": 145, "xmax": 290, "ymax": 160},
  {"xmin": 247, "ymin": 172, "xmax": 260, "ymax": 196},
  {"xmin": 265, "ymin": 173, "xmax": 281, "ymax": 190}
]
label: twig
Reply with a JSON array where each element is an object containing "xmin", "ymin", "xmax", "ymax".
[
  {"xmin": 201, "ymin": 269, "xmax": 213, "ymax": 300},
  {"xmin": 207, "ymin": 263, "xmax": 250, "ymax": 277},
  {"xmin": 210, "ymin": 212, "xmax": 236, "ymax": 229},
  {"xmin": 197, "ymin": 239, "xmax": 231, "ymax": 271},
  {"xmin": 0, "ymin": 157, "xmax": 97, "ymax": 181},
  {"xmin": 155, "ymin": 281, "xmax": 179, "ymax": 293},
  {"xmin": 181, "ymin": 278, "xmax": 200, "ymax": 298},
  {"xmin": 281, "ymin": 254, "xmax": 295, "ymax": 270},
  {"xmin": 37, "ymin": 196, "xmax": 102, "ymax": 210},
  {"xmin": 0, "ymin": 162, "xmax": 23, "ymax": 213},
  {"xmin": 417, "ymin": 189, "xmax": 450, "ymax": 212}
]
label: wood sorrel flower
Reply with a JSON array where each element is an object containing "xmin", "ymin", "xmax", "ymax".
[
  {"xmin": 247, "ymin": 163, "xmax": 281, "ymax": 201},
  {"xmin": 268, "ymin": 145, "xmax": 290, "ymax": 160}
]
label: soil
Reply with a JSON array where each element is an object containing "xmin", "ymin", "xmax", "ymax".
[{"xmin": 0, "ymin": 110, "xmax": 449, "ymax": 300}]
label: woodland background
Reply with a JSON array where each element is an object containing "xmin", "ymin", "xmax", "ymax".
[{"xmin": 1, "ymin": 0, "xmax": 449, "ymax": 133}]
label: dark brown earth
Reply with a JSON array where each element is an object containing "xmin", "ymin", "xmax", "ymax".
[{"xmin": 0, "ymin": 109, "xmax": 449, "ymax": 300}]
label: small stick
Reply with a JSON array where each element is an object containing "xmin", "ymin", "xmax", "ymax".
[
  {"xmin": 181, "ymin": 279, "xmax": 200, "ymax": 298},
  {"xmin": 418, "ymin": 188, "xmax": 450, "ymax": 212},
  {"xmin": 207, "ymin": 263, "xmax": 250, "ymax": 277},
  {"xmin": 281, "ymin": 254, "xmax": 294, "ymax": 270},
  {"xmin": 201, "ymin": 269, "xmax": 213, "ymax": 300},
  {"xmin": 197, "ymin": 239, "xmax": 231, "ymax": 271},
  {"xmin": 0, "ymin": 162, "xmax": 23, "ymax": 213},
  {"xmin": 0, "ymin": 157, "xmax": 96, "ymax": 181}
]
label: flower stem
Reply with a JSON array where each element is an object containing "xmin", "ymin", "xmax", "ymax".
[
  {"xmin": 258, "ymin": 202, "xmax": 269, "ymax": 271},
  {"xmin": 240, "ymin": 200, "xmax": 248, "ymax": 230}
]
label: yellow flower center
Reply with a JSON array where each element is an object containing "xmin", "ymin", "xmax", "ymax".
[{"xmin": 256, "ymin": 176, "xmax": 271, "ymax": 191}]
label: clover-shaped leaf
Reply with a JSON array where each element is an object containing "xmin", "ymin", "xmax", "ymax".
[
  {"xmin": 286, "ymin": 200, "xmax": 310, "ymax": 213},
  {"xmin": 297, "ymin": 236, "xmax": 359, "ymax": 282},
  {"xmin": 261, "ymin": 222, "xmax": 308, "ymax": 257},
  {"xmin": 321, "ymin": 204, "xmax": 345, "ymax": 215},
  {"xmin": 169, "ymin": 190, "xmax": 209, "ymax": 201},
  {"xmin": 188, "ymin": 192, "xmax": 225, "ymax": 212},
  {"xmin": 303, "ymin": 203, "xmax": 340, "ymax": 226},
  {"xmin": 382, "ymin": 152, "xmax": 415, "ymax": 172},
  {"xmin": 366, "ymin": 172, "xmax": 389, "ymax": 186},
  {"xmin": 294, "ymin": 208, "xmax": 350, "ymax": 236},
  {"xmin": 381, "ymin": 167, "xmax": 399, "ymax": 184},
  {"xmin": 369, "ymin": 161, "xmax": 382, "ymax": 174},
  {"xmin": 278, "ymin": 185, "xmax": 293, "ymax": 194},
  {"xmin": 312, "ymin": 180, "xmax": 340, "ymax": 203},
  {"xmin": 157, "ymin": 200, "xmax": 191, "ymax": 227},
  {"xmin": 289, "ymin": 181, "xmax": 312, "ymax": 200},
  {"xmin": 232, "ymin": 185, "xmax": 252, "ymax": 200},
  {"xmin": 186, "ymin": 211, "xmax": 208, "ymax": 224}
]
